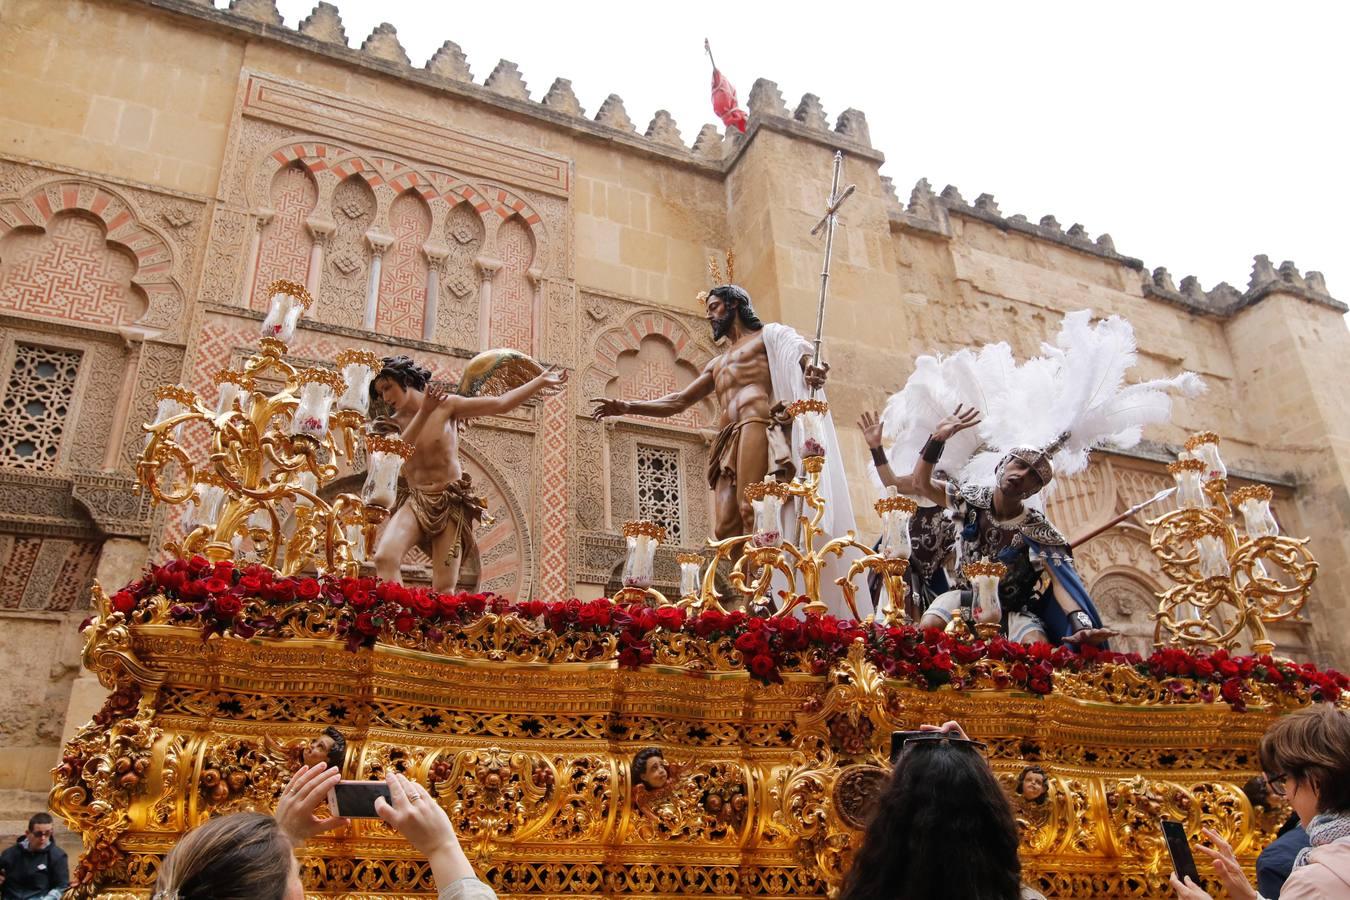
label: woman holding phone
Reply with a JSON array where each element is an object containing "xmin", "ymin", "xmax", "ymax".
[
  {"xmin": 150, "ymin": 765, "xmax": 495, "ymax": 900},
  {"xmin": 1171, "ymin": 704, "xmax": 1350, "ymax": 900}
]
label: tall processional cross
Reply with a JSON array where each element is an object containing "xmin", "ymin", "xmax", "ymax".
[{"xmin": 807, "ymin": 151, "xmax": 856, "ymax": 396}]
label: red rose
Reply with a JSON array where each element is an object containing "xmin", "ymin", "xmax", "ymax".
[
  {"xmin": 202, "ymin": 578, "xmax": 230, "ymax": 595},
  {"xmin": 296, "ymin": 579, "xmax": 321, "ymax": 600},
  {"xmin": 410, "ymin": 592, "xmax": 437, "ymax": 618},
  {"xmin": 237, "ymin": 575, "xmax": 264, "ymax": 594},
  {"xmin": 212, "ymin": 595, "xmax": 243, "ymax": 619},
  {"xmin": 188, "ymin": 555, "xmax": 212, "ymax": 574},
  {"xmin": 354, "ymin": 612, "xmax": 379, "ymax": 636},
  {"xmin": 1193, "ymin": 659, "xmax": 1215, "ymax": 680},
  {"xmin": 748, "ymin": 653, "xmax": 779, "ymax": 681},
  {"xmin": 735, "ymin": 632, "xmax": 769, "ymax": 656},
  {"xmin": 110, "ymin": 591, "xmax": 137, "ymax": 614},
  {"xmin": 1220, "ymin": 677, "xmax": 1245, "ymax": 707},
  {"xmin": 519, "ymin": 600, "xmax": 547, "ymax": 619},
  {"xmin": 377, "ymin": 581, "xmax": 410, "ymax": 606},
  {"xmin": 653, "ymin": 606, "xmax": 684, "ymax": 632},
  {"xmin": 393, "ymin": 612, "xmax": 418, "ymax": 634},
  {"xmin": 437, "ymin": 595, "xmax": 461, "ymax": 618},
  {"xmin": 1218, "ymin": 659, "xmax": 1240, "ymax": 679}
]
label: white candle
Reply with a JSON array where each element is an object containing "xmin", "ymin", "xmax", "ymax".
[
  {"xmin": 621, "ymin": 522, "xmax": 664, "ymax": 590},
  {"xmin": 362, "ymin": 437, "xmax": 412, "ymax": 509},
  {"xmin": 293, "ymin": 471, "xmax": 318, "ymax": 507},
  {"xmin": 678, "ymin": 556, "xmax": 702, "ymax": 597},
  {"xmin": 291, "ymin": 369, "xmax": 343, "ymax": 439},
  {"xmin": 877, "ymin": 490, "xmax": 917, "ymax": 560},
  {"xmin": 336, "ymin": 350, "xmax": 380, "ymax": 415}
]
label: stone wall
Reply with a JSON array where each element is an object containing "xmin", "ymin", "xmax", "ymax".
[{"xmin": 0, "ymin": 0, "xmax": 1346, "ymax": 822}]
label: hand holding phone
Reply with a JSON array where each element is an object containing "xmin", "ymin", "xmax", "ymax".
[
  {"xmin": 329, "ymin": 780, "xmax": 394, "ymax": 818},
  {"xmin": 1161, "ymin": 819, "xmax": 1203, "ymax": 888}
]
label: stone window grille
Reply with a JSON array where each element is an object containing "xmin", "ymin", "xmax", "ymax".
[
  {"xmin": 636, "ymin": 444, "xmax": 682, "ymax": 544},
  {"xmin": 0, "ymin": 343, "xmax": 83, "ymax": 471}
]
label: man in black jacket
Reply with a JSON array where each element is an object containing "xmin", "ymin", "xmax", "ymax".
[{"xmin": 0, "ymin": 813, "xmax": 68, "ymax": 900}]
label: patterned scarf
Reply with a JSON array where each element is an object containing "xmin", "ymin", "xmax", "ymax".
[{"xmin": 1293, "ymin": 811, "xmax": 1350, "ymax": 868}]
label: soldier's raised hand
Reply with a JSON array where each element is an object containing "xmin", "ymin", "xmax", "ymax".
[
  {"xmin": 856, "ymin": 411, "xmax": 885, "ymax": 449},
  {"xmin": 933, "ymin": 404, "xmax": 981, "ymax": 441}
]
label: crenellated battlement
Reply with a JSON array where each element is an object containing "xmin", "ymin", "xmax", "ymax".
[
  {"xmin": 890, "ymin": 178, "xmax": 1343, "ymax": 315},
  {"xmin": 142, "ymin": 0, "xmax": 875, "ymax": 169}
]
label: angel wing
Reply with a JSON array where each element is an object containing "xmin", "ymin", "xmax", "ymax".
[{"xmin": 457, "ymin": 349, "xmax": 544, "ymax": 398}]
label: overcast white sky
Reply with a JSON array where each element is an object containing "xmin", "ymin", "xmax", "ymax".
[{"xmin": 259, "ymin": 0, "xmax": 1347, "ymax": 302}]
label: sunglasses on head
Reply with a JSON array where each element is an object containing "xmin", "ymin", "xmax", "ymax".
[{"xmin": 890, "ymin": 730, "xmax": 988, "ymax": 763}]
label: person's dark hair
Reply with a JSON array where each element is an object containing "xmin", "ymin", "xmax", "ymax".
[
  {"xmin": 27, "ymin": 812, "xmax": 53, "ymax": 831},
  {"xmin": 1259, "ymin": 704, "xmax": 1350, "ymax": 814},
  {"xmin": 631, "ymin": 748, "xmax": 665, "ymax": 788},
  {"xmin": 1016, "ymin": 765, "xmax": 1048, "ymax": 803},
  {"xmin": 154, "ymin": 811, "xmax": 293, "ymax": 900},
  {"xmin": 706, "ymin": 284, "xmax": 764, "ymax": 332},
  {"xmin": 369, "ymin": 355, "xmax": 432, "ymax": 404},
  {"xmin": 840, "ymin": 741, "xmax": 1022, "ymax": 900},
  {"xmin": 1242, "ymin": 774, "xmax": 1272, "ymax": 811},
  {"xmin": 323, "ymin": 726, "xmax": 346, "ymax": 771}
]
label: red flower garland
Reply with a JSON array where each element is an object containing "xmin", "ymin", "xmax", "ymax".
[{"xmin": 93, "ymin": 558, "xmax": 1347, "ymax": 712}]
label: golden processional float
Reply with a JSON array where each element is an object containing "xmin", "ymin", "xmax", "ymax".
[{"xmin": 55, "ymin": 294, "xmax": 1342, "ymax": 894}]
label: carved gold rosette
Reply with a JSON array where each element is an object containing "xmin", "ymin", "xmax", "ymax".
[{"xmin": 52, "ymin": 587, "xmax": 1332, "ymax": 900}]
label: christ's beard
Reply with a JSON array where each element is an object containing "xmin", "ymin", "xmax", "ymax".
[{"xmin": 711, "ymin": 314, "xmax": 733, "ymax": 341}]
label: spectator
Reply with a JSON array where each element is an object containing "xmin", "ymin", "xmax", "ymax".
[
  {"xmin": 1171, "ymin": 705, "xmax": 1350, "ymax": 900},
  {"xmin": 839, "ymin": 721, "xmax": 1046, "ymax": 900},
  {"xmin": 1257, "ymin": 814, "xmax": 1310, "ymax": 899},
  {"xmin": 152, "ymin": 763, "xmax": 494, "ymax": 900},
  {"xmin": 0, "ymin": 812, "xmax": 69, "ymax": 900}
]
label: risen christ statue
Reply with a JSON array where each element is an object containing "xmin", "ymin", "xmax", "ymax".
[{"xmin": 590, "ymin": 285, "xmax": 854, "ymax": 543}]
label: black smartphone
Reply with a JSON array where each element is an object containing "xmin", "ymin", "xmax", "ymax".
[
  {"xmin": 1161, "ymin": 819, "xmax": 1203, "ymax": 887},
  {"xmin": 328, "ymin": 780, "xmax": 392, "ymax": 818},
  {"xmin": 889, "ymin": 730, "xmax": 930, "ymax": 763}
]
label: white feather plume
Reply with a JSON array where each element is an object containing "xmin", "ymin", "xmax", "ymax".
[{"xmin": 875, "ymin": 310, "xmax": 1207, "ymax": 493}]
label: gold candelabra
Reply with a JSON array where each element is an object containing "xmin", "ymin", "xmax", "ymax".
[
  {"xmin": 137, "ymin": 280, "xmax": 409, "ymax": 577},
  {"xmin": 836, "ymin": 493, "xmax": 918, "ymax": 626},
  {"xmin": 1149, "ymin": 432, "xmax": 1318, "ymax": 655}
]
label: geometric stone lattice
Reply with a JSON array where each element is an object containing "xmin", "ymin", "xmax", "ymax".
[
  {"xmin": 636, "ymin": 444, "xmax": 682, "ymax": 544},
  {"xmin": 0, "ymin": 343, "xmax": 82, "ymax": 470}
]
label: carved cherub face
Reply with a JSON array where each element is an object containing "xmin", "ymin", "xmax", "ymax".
[
  {"xmin": 303, "ymin": 735, "xmax": 335, "ymax": 769},
  {"xmin": 640, "ymin": 754, "xmax": 669, "ymax": 790},
  {"xmin": 1019, "ymin": 769, "xmax": 1047, "ymax": 803}
]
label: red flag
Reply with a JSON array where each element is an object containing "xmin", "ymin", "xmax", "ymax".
[
  {"xmin": 705, "ymin": 40, "xmax": 747, "ymax": 133},
  {"xmin": 711, "ymin": 68, "xmax": 748, "ymax": 133}
]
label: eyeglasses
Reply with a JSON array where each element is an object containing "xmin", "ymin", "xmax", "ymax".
[{"xmin": 1265, "ymin": 773, "xmax": 1291, "ymax": 797}]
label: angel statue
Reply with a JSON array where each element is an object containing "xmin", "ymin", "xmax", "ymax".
[
  {"xmin": 369, "ymin": 352, "xmax": 565, "ymax": 592},
  {"xmin": 863, "ymin": 310, "xmax": 1204, "ymax": 646}
]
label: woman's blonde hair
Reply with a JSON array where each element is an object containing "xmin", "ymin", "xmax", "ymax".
[
  {"xmin": 153, "ymin": 811, "xmax": 293, "ymax": 900},
  {"xmin": 1259, "ymin": 704, "xmax": 1350, "ymax": 814}
]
